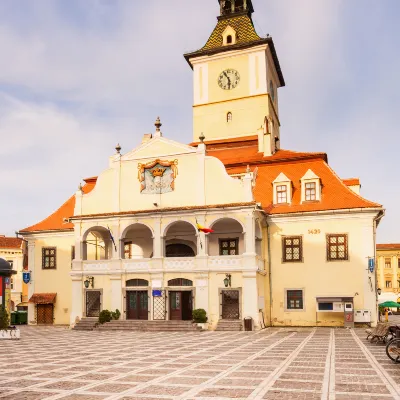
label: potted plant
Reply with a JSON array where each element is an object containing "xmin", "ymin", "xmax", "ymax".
[
  {"xmin": 193, "ymin": 308, "xmax": 208, "ymax": 330},
  {"xmin": 0, "ymin": 306, "xmax": 20, "ymax": 340}
]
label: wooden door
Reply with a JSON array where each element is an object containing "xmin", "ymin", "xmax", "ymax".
[
  {"xmin": 127, "ymin": 291, "xmax": 148, "ymax": 320},
  {"xmin": 221, "ymin": 290, "xmax": 240, "ymax": 319},
  {"xmin": 86, "ymin": 291, "xmax": 101, "ymax": 317},
  {"xmin": 170, "ymin": 291, "xmax": 182, "ymax": 320},
  {"xmin": 37, "ymin": 304, "xmax": 54, "ymax": 324}
]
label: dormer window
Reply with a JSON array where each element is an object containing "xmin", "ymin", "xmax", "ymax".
[
  {"xmin": 222, "ymin": 26, "xmax": 237, "ymax": 46},
  {"xmin": 301, "ymin": 169, "xmax": 321, "ymax": 202},
  {"xmin": 305, "ymin": 182, "xmax": 316, "ymax": 201},
  {"xmin": 273, "ymin": 173, "xmax": 292, "ymax": 205},
  {"xmin": 277, "ymin": 185, "xmax": 287, "ymax": 204}
]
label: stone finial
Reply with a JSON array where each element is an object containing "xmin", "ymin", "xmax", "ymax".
[
  {"xmin": 199, "ymin": 132, "xmax": 205, "ymax": 143},
  {"xmin": 154, "ymin": 117, "xmax": 162, "ymax": 137},
  {"xmin": 115, "ymin": 143, "xmax": 121, "ymax": 154},
  {"xmin": 246, "ymin": 165, "xmax": 251, "ymax": 173},
  {"xmin": 78, "ymin": 183, "xmax": 83, "ymax": 192}
]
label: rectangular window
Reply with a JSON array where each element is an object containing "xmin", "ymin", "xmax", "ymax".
[
  {"xmin": 219, "ymin": 238, "xmax": 239, "ymax": 256},
  {"xmin": 398, "ymin": 258, "xmax": 400, "ymax": 269},
  {"xmin": 287, "ymin": 290, "xmax": 304, "ymax": 310},
  {"xmin": 71, "ymin": 246, "xmax": 75, "ymax": 268},
  {"xmin": 282, "ymin": 236, "xmax": 302, "ymax": 262},
  {"xmin": 386, "ymin": 280, "xmax": 392, "ymax": 288},
  {"xmin": 327, "ymin": 234, "xmax": 348, "ymax": 261},
  {"xmin": 305, "ymin": 182, "xmax": 316, "ymax": 201},
  {"xmin": 42, "ymin": 247, "xmax": 56, "ymax": 269},
  {"xmin": 7, "ymin": 260, "xmax": 13, "ymax": 269},
  {"xmin": 276, "ymin": 185, "xmax": 288, "ymax": 204},
  {"xmin": 124, "ymin": 241, "xmax": 132, "ymax": 259},
  {"xmin": 10, "ymin": 277, "xmax": 14, "ymax": 290},
  {"xmin": 385, "ymin": 258, "xmax": 392, "ymax": 268}
]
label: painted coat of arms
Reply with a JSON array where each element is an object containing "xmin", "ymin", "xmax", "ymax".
[{"xmin": 138, "ymin": 159, "xmax": 178, "ymax": 194}]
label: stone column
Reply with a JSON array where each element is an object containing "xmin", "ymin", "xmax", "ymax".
[
  {"xmin": 70, "ymin": 275, "xmax": 83, "ymax": 326},
  {"xmin": 110, "ymin": 275, "xmax": 122, "ymax": 313},
  {"xmin": 243, "ymin": 213, "xmax": 256, "ymax": 256},
  {"xmin": 242, "ymin": 271, "xmax": 260, "ymax": 328}
]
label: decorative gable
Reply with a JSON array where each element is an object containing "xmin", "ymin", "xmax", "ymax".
[{"xmin": 300, "ymin": 169, "xmax": 321, "ymax": 202}]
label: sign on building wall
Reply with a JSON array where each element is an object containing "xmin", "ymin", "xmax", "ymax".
[
  {"xmin": 23, "ymin": 271, "xmax": 31, "ymax": 284},
  {"xmin": 152, "ymin": 290, "xmax": 162, "ymax": 297},
  {"xmin": 368, "ymin": 258, "xmax": 375, "ymax": 273}
]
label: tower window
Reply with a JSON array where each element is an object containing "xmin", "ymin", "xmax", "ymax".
[
  {"xmin": 227, "ymin": 112, "xmax": 232, "ymax": 122},
  {"xmin": 223, "ymin": 0, "xmax": 232, "ymax": 14},
  {"xmin": 227, "ymin": 35, "xmax": 233, "ymax": 44}
]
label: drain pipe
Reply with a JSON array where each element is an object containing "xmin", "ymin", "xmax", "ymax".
[{"xmin": 266, "ymin": 220, "xmax": 273, "ymax": 327}]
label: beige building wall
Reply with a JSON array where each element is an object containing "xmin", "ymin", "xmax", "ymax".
[
  {"xmin": 269, "ymin": 211, "xmax": 378, "ymax": 327},
  {"xmin": 377, "ymin": 248, "xmax": 400, "ymax": 295}
]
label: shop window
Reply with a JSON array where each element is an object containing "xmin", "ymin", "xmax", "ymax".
[
  {"xmin": 282, "ymin": 236, "xmax": 303, "ymax": 262},
  {"xmin": 327, "ymin": 234, "xmax": 348, "ymax": 261},
  {"xmin": 219, "ymin": 238, "xmax": 239, "ymax": 255},
  {"xmin": 42, "ymin": 247, "xmax": 56, "ymax": 269},
  {"xmin": 286, "ymin": 290, "xmax": 304, "ymax": 310}
]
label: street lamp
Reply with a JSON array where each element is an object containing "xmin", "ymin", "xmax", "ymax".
[
  {"xmin": 84, "ymin": 276, "xmax": 94, "ymax": 289},
  {"xmin": 377, "ymin": 288, "xmax": 382, "ymax": 296},
  {"xmin": 223, "ymin": 274, "xmax": 232, "ymax": 288}
]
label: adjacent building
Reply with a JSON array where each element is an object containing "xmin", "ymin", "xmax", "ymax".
[
  {"xmin": 0, "ymin": 236, "xmax": 27, "ymax": 311},
  {"xmin": 19, "ymin": 0, "xmax": 384, "ymax": 328},
  {"xmin": 377, "ymin": 244, "xmax": 400, "ymax": 299}
]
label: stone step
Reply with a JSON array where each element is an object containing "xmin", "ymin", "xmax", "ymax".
[
  {"xmin": 215, "ymin": 320, "xmax": 243, "ymax": 331},
  {"xmin": 98, "ymin": 320, "xmax": 201, "ymax": 332}
]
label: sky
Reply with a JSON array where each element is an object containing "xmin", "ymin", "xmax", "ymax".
[{"xmin": 0, "ymin": 0, "xmax": 399, "ymax": 242}]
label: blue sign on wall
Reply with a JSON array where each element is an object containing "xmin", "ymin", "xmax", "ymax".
[
  {"xmin": 368, "ymin": 258, "xmax": 375, "ymax": 273},
  {"xmin": 152, "ymin": 290, "xmax": 162, "ymax": 297},
  {"xmin": 23, "ymin": 272, "xmax": 31, "ymax": 284}
]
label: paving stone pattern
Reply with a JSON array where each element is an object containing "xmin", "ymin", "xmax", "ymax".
[{"xmin": 1, "ymin": 326, "xmax": 400, "ymax": 399}]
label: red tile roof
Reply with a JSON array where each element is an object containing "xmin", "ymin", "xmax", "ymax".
[
  {"xmin": 377, "ymin": 244, "xmax": 400, "ymax": 251},
  {"xmin": 20, "ymin": 178, "xmax": 97, "ymax": 233},
  {"xmin": 201, "ymin": 137, "xmax": 381, "ymax": 214},
  {"xmin": 0, "ymin": 237, "xmax": 23, "ymax": 249},
  {"xmin": 29, "ymin": 293, "xmax": 57, "ymax": 304}
]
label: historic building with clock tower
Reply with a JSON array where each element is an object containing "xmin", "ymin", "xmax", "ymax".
[
  {"xmin": 185, "ymin": 0, "xmax": 284, "ymax": 154},
  {"xmin": 20, "ymin": 0, "xmax": 383, "ymax": 330}
]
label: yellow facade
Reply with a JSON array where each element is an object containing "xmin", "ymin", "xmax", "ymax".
[{"xmin": 376, "ymin": 245, "xmax": 400, "ymax": 296}]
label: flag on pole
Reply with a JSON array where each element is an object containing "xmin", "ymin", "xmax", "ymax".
[
  {"xmin": 196, "ymin": 220, "xmax": 214, "ymax": 234},
  {"xmin": 107, "ymin": 226, "xmax": 117, "ymax": 252}
]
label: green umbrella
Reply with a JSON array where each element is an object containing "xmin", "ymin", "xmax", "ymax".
[{"xmin": 379, "ymin": 301, "xmax": 400, "ymax": 308}]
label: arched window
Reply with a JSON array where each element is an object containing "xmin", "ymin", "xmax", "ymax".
[
  {"xmin": 126, "ymin": 279, "xmax": 149, "ymax": 287},
  {"xmin": 223, "ymin": 0, "xmax": 232, "ymax": 14},
  {"xmin": 227, "ymin": 112, "xmax": 233, "ymax": 123},
  {"xmin": 168, "ymin": 278, "xmax": 193, "ymax": 287},
  {"xmin": 166, "ymin": 244, "xmax": 195, "ymax": 258},
  {"xmin": 235, "ymin": 0, "xmax": 244, "ymax": 12},
  {"xmin": 227, "ymin": 35, "xmax": 233, "ymax": 44}
]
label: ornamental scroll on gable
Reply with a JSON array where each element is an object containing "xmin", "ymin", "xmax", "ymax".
[{"xmin": 137, "ymin": 159, "xmax": 178, "ymax": 194}]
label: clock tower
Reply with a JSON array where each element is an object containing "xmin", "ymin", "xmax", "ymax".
[{"xmin": 184, "ymin": 0, "xmax": 285, "ymax": 151}]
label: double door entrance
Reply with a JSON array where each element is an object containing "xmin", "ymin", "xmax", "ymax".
[
  {"xmin": 169, "ymin": 291, "xmax": 192, "ymax": 320},
  {"xmin": 126, "ymin": 290, "xmax": 148, "ymax": 320}
]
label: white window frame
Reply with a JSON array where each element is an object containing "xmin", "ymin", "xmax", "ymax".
[
  {"xmin": 273, "ymin": 173, "xmax": 292, "ymax": 205},
  {"xmin": 300, "ymin": 169, "xmax": 321, "ymax": 203}
]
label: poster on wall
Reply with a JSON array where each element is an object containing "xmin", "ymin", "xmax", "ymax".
[{"xmin": 4, "ymin": 277, "xmax": 11, "ymax": 312}]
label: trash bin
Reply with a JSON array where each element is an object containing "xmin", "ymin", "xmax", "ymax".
[
  {"xmin": 10, "ymin": 312, "xmax": 17, "ymax": 325},
  {"xmin": 244, "ymin": 316, "xmax": 253, "ymax": 331},
  {"xmin": 18, "ymin": 311, "xmax": 28, "ymax": 325}
]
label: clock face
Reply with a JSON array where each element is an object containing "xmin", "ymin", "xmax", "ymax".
[{"xmin": 218, "ymin": 69, "xmax": 240, "ymax": 90}]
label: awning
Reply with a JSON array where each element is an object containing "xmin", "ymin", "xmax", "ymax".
[
  {"xmin": 316, "ymin": 297, "xmax": 353, "ymax": 302},
  {"xmin": 29, "ymin": 293, "xmax": 57, "ymax": 304}
]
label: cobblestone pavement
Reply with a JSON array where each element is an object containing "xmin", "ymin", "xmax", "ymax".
[{"xmin": 1, "ymin": 327, "xmax": 400, "ymax": 399}]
